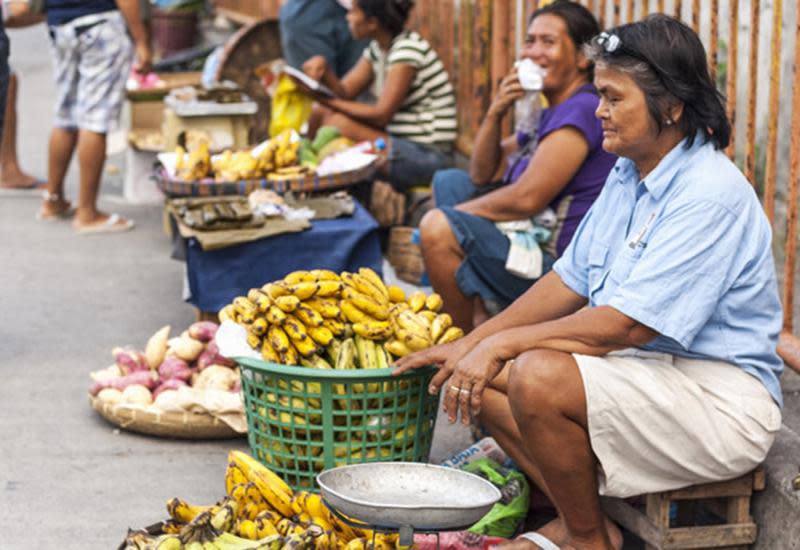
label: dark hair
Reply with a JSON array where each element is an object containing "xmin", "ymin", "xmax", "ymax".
[
  {"xmin": 529, "ymin": 0, "xmax": 601, "ymax": 80},
  {"xmin": 357, "ymin": 0, "xmax": 414, "ymax": 37},
  {"xmin": 586, "ymin": 14, "xmax": 730, "ymax": 149}
]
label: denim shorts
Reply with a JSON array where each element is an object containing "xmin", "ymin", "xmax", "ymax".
[
  {"xmin": 432, "ymin": 168, "xmax": 556, "ymax": 308},
  {"xmin": 388, "ymin": 137, "xmax": 453, "ymax": 192}
]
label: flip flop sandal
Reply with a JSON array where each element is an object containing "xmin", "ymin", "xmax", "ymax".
[
  {"xmin": 519, "ymin": 532, "xmax": 560, "ymax": 550},
  {"xmin": 75, "ymin": 213, "xmax": 135, "ymax": 235}
]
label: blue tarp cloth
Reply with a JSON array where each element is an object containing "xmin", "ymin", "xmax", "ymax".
[{"xmin": 185, "ymin": 201, "xmax": 382, "ymax": 312}]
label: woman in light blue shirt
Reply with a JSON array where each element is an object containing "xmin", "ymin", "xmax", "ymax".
[{"xmin": 395, "ymin": 15, "xmax": 783, "ymax": 550}]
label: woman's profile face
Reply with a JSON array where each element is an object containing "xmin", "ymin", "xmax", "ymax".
[
  {"xmin": 347, "ymin": 0, "xmax": 375, "ymax": 40},
  {"xmin": 520, "ymin": 14, "xmax": 584, "ymax": 94},
  {"xmin": 594, "ymin": 63, "xmax": 659, "ymax": 159}
]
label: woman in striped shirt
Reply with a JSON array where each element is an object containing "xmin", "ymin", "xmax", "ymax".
[{"xmin": 299, "ymin": 0, "xmax": 456, "ymax": 192}]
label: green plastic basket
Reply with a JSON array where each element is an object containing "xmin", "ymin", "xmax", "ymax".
[{"xmin": 237, "ymin": 357, "xmax": 439, "ymax": 491}]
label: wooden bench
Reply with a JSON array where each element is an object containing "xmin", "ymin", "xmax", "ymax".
[{"xmin": 601, "ymin": 468, "xmax": 766, "ymax": 549}]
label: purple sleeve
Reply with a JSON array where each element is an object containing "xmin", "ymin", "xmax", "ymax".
[{"xmin": 537, "ymin": 92, "xmax": 603, "ymax": 151}]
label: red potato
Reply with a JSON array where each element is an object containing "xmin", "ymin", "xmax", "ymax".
[
  {"xmin": 157, "ymin": 357, "xmax": 192, "ymax": 381},
  {"xmin": 188, "ymin": 321, "xmax": 218, "ymax": 342},
  {"xmin": 111, "ymin": 347, "xmax": 149, "ymax": 374},
  {"xmin": 198, "ymin": 340, "xmax": 236, "ymax": 369},
  {"xmin": 152, "ymin": 378, "xmax": 188, "ymax": 400},
  {"xmin": 89, "ymin": 370, "xmax": 158, "ymax": 396}
]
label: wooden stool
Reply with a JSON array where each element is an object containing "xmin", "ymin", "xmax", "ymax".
[{"xmin": 601, "ymin": 468, "xmax": 765, "ymax": 549}]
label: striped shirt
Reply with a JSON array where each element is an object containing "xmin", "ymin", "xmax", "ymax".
[{"xmin": 364, "ymin": 31, "xmax": 457, "ymax": 148}]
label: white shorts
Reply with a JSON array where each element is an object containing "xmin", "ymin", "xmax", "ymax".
[
  {"xmin": 49, "ymin": 11, "xmax": 133, "ymax": 133},
  {"xmin": 574, "ymin": 348, "xmax": 781, "ymax": 498}
]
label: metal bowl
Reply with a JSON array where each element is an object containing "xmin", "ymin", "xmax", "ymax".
[{"xmin": 317, "ymin": 462, "xmax": 502, "ymax": 531}]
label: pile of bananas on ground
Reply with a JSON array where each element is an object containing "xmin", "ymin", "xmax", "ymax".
[
  {"xmin": 174, "ymin": 130, "xmax": 302, "ymax": 182},
  {"xmin": 219, "ymin": 267, "xmax": 464, "ymax": 367},
  {"xmin": 122, "ymin": 450, "xmax": 396, "ymax": 550}
]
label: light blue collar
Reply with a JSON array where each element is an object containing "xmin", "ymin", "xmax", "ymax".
[{"xmin": 614, "ymin": 132, "xmax": 707, "ymax": 200}]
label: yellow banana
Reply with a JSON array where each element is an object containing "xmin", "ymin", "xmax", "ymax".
[
  {"xmin": 226, "ymin": 462, "xmax": 249, "ymax": 495},
  {"xmin": 283, "ymin": 313, "xmax": 311, "ymax": 342},
  {"xmin": 387, "ymin": 285, "xmax": 406, "ymax": 303},
  {"xmin": 268, "ymin": 325, "xmax": 291, "ymax": 354},
  {"xmin": 211, "ymin": 500, "xmax": 237, "ymax": 532},
  {"xmin": 285, "ymin": 282, "xmax": 318, "ymax": 300},
  {"xmin": 345, "ymin": 538, "xmax": 367, "ymax": 550},
  {"xmin": 316, "ymin": 280, "xmax": 344, "ymax": 297},
  {"xmin": 166, "ymin": 497, "xmax": 213, "ymax": 523},
  {"xmin": 310, "ymin": 269, "xmax": 340, "ymax": 281},
  {"xmin": 253, "ymin": 293, "xmax": 272, "ymax": 313},
  {"xmin": 304, "ymin": 297, "xmax": 341, "ymax": 319},
  {"xmin": 284, "ymin": 270, "xmax": 316, "ymax": 285},
  {"xmin": 245, "ymin": 482, "xmax": 269, "ymax": 509},
  {"xmin": 255, "ymin": 517, "xmax": 280, "ymax": 538},
  {"xmin": 430, "ymin": 313, "xmax": 453, "ymax": 343},
  {"xmin": 321, "ymin": 317, "xmax": 346, "ymax": 336},
  {"xmin": 247, "ymin": 331, "xmax": 263, "ymax": 350},
  {"xmin": 263, "ymin": 282, "xmax": 289, "ymax": 299},
  {"xmin": 407, "ymin": 291, "xmax": 427, "ymax": 313},
  {"xmin": 418, "ymin": 310, "xmax": 437, "ymax": 325},
  {"xmin": 342, "ymin": 287, "xmax": 389, "ymax": 320},
  {"xmin": 352, "ymin": 321, "xmax": 393, "ymax": 340},
  {"xmin": 340, "ymin": 300, "xmax": 372, "ymax": 324},
  {"xmin": 266, "ymin": 305, "xmax": 288, "ymax": 325},
  {"xmin": 241, "ymin": 501, "xmax": 261, "ymax": 520},
  {"xmin": 292, "ymin": 336, "xmax": 319, "ymax": 358},
  {"xmin": 437, "ymin": 326, "xmax": 465, "ymax": 344},
  {"xmin": 275, "ymin": 295, "xmax": 301, "ymax": 313},
  {"xmin": 308, "ymin": 326, "xmax": 334, "ymax": 346},
  {"xmin": 261, "ymin": 339, "xmax": 281, "ymax": 363},
  {"xmin": 280, "ymin": 341, "xmax": 300, "ymax": 365},
  {"xmin": 248, "ymin": 288, "xmax": 267, "ymax": 303},
  {"xmin": 357, "ymin": 267, "xmax": 389, "ymax": 300},
  {"xmin": 351, "ymin": 273, "xmax": 388, "ymax": 306},
  {"xmin": 218, "ymin": 304, "xmax": 237, "ymax": 323},
  {"xmin": 237, "ymin": 518, "xmax": 259, "ymax": 539},
  {"xmin": 251, "ymin": 317, "xmax": 269, "ymax": 336},
  {"xmin": 254, "ymin": 509, "xmax": 285, "ymax": 526},
  {"xmin": 228, "ymin": 450, "xmax": 295, "ymax": 517},
  {"xmin": 425, "ymin": 293, "xmax": 444, "ymax": 312},
  {"xmin": 234, "ymin": 296, "xmax": 258, "ymax": 322},
  {"xmin": 295, "ymin": 304, "xmax": 325, "ymax": 327},
  {"xmin": 396, "ymin": 328, "xmax": 432, "ymax": 352},
  {"xmin": 396, "ymin": 309, "xmax": 431, "ymax": 337},
  {"xmin": 384, "ymin": 339, "xmax": 413, "ymax": 358}
]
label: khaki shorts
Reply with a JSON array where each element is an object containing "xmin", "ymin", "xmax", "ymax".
[{"xmin": 574, "ymin": 349, "xmax": 781, "ymax": 498}]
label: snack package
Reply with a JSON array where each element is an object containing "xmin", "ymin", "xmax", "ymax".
[
  {"xmin": 463, "ymin": 458, "xmax": 530, "ymax": 538},
  {"xmin": 269, "ymin": 74, "xmax": 312, "ymax": 137}
]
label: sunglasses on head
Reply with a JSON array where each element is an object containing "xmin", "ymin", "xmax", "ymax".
[{"xmin": 596, "ymin": 31, "xmax": 669, "ymax": 86}]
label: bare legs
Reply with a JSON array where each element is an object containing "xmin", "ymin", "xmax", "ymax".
[
  {"xmin": 418, "ymin": 208, "xmax": 474, "ymax": 331},
  {"xmin": 479, "ymin": 350, "xmax": 623, "ymax": 550},
  {"xmin": 40, "ymin": 126, "xmax": 128, "ymax": 229},
  {"xmin": 0, "ymin": 73, "xmax": 41, "ymax": 189}
]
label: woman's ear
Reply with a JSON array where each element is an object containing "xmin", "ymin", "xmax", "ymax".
[
  {"xmin": 575, "ymin": 50, "xmax": 592, "ymax": 73},
  {"xmin": 668, "ymin": 101, "xmax": 685, "ymax": 126}
]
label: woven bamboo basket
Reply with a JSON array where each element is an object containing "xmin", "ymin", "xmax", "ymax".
[
  {"xmin": 387, "ymin": 226, "xmax": 426, "ymax": 285},
  {"xmin": 89, "ymin": 395, "xmax": 244, "ymax": 440}
]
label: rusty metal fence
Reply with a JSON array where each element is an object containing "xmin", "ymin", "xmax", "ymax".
[{"xmin": 411, "ymin": 0, "xmax": 800, "ymax": 371}]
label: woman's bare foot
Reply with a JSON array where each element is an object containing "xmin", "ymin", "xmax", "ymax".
[
  {"xmin": 496, "ymin": 515, "xmax": 623, "ymax": 550},
  {"xmin": 36, "ymin": 193, "xmax": 72, "ymax": 220},
  {"xmin": 0, "ymin": 167, "xmax": 43, "ymax": 189}
]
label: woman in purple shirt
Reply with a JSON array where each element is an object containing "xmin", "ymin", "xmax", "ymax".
[{"xmin": 420, "ymin": 0, "xmax": 616, "ymax": 331}]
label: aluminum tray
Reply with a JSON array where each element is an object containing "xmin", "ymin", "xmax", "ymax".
[{"xmin": 317, "ymin": 462, "xmax": 501, "ymax": 531}]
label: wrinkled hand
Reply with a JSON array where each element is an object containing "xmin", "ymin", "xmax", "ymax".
[
  {"xmin": 392, "ymin": 337, "xmax": 475, "ymax": 380},
  {"xmin": 440, "ymin": 340, "xmax": 507, "ymax": 425},
  {"xmin": 133, "ymin": 41, "xmax": 153, "ymax": 75},
  {"xmin": 302, "ymin": 55, "xmax": 328, "ymax": 82},
  {"xmin": 487, "ymin": 68, "xmax": 525, "ymax": 118}
]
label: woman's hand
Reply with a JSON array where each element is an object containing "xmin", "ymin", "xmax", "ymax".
[
  {"xmin": 302, "ymin": 55, "xmax": 329, "ymax": 82},
  {"xmin": 392, "ymin": 336, "xmax": 477, "ymax": 387},
  {"xmin": 441, "ymin": 339, "xmax": 508, "ymax": 425},
  {"xmin": 487, "ymin": 68, "xmax": 526, "ymax": 119}
]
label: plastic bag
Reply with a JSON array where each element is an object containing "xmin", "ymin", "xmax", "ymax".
[
  {"xmin": 463, "ymin": 458, "xmax": 530, "ymax": 538},
  {"xmin": 414, "ymin": 531, "xmax": 508, "ymax": 550},
  {"xmin": 269, "ymin": 74, "xmax": 312, "ymax": 138}
]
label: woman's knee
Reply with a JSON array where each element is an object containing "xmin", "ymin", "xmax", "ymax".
[
  {"xmin": 419, "ymin": 208, "xmax": 455, "ymax": 249},
  {"xmin": 507, "ymin": 349, "xmax": 580, "ymax": 416}
]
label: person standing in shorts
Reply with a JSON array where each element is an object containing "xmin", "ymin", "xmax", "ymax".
[{"xmin": 37, "ymin": 0, "xmax": 151, "ymax": 233}]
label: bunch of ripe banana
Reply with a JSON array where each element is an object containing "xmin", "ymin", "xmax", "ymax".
[
  {"xmin": 130, "ymin": 450, "xmax": 395, "ymax": 550},
  {"xmin": 174, "ymin": 130, "xmax": 301, "ymax": 183},
  {"xmin": 219, "ymin": 267, "xmax": 464, "ymax": 367},
  {"xmin": 175, "ymin": 140, "xmax": 212, "ymax": 181}
]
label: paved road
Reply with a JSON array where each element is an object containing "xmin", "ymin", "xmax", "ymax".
[{"xmin": 0, "ymin": 25, "xmax": 470, "ymax": 549}]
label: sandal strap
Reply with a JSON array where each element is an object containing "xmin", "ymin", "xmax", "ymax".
[{"xmin": 42, "ymin": 190, "xmax": 63, "ymax": 203}]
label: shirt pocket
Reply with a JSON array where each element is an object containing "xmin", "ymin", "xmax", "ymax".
[{"xmin": 607, "ymin": 243, "xmax": 646, "ymax": 285}]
